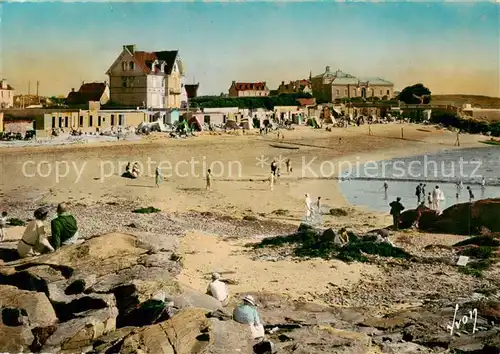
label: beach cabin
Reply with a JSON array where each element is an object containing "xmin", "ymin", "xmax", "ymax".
[
  {"xmin": 201, "ymin": 112, "xmax": 225, "ymax": 126},
  {"xmin": 163, "ymin": 109, "xmax": 180, "ymax": 125}
]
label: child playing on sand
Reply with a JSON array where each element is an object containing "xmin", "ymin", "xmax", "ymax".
[
  {"xmin": 206, "ymin": 169, "xmax": 213, "ymax": 191},
  {"xmin": 0, "ymin": 211, "xmax": 7, "ymax": 242}
]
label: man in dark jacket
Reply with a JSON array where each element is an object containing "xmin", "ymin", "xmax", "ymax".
[
  {"xmin": 389, "ymin": 197, "xmax": 405, "ymax": 230},
  {"xmin": 50, "ymin": 203, "xmax": 79, "ymax": 250}
]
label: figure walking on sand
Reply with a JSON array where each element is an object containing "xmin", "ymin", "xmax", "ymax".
[
  {"xmin": 269, "ymin": 171, "xmax": 275, "ymax": 191},
  {"xmin": 285, "ymin": 158, "xmax": 292, "ymax": 173},
  {"xmin": 305, "ymin": 193, "xmax": 313, "ymax": 221},
  {"xmin": 206, "ymin": 169, "xmax": 213, "ymax": 191},
  {"xmin": 155, "ymin": 166, "xmax": 162, "ymax": 188}
]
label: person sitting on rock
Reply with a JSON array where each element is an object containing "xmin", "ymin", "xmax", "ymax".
[
  {"xmin": 206, "ymin": 272, "xmax": 229, "ymax": 306},
  {"xmin": 50, "ymin": 203, "xmax": 80, "ymax": 250},
  {"xmin": 233, "ymin": 295, "xmax": 265, "ymax": 339},
  {"xmin": 335, "ymin": 227, "xmax": 349, "ymax": 246},
  {"xmin": 17, "ymin": 207, "xmax": 55, "ymax": 258}
]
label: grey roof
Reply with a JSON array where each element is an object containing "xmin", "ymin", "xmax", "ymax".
[
  {"xmin": 312, "ymin": 68, "xmax": 393, "ymax": 86},
  {"xmin": 360, "ymin": 77, "xmax": 393, "ymax": 85},
  {"xmin": 331, "ymin": 77, "xmax": 359, "ymax": 85}
]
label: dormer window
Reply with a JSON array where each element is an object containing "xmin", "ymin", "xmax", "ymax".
[
  {"xmin": 129, "ymin": 61, "xmax": 135, "ymax": 70},
  {"xmin": 152, "ymin": 60, "xmax": 159, "ymax": 71}
]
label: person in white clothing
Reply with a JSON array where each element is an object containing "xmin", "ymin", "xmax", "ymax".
[
  {"xmin": 481, "ymin": 177, "xmax": 486, "ymax": 190},
  {"xmin": 305, "ymin": 193, "xmax": 313, "ymax": 221},
  {"xmin": 0, "ymin": 211, "xmax": 7, "ymax": 242},
  {"xmin": 17, "ymin": 207, "xmax": 55, "ymax": 258},
  {"xmin": 207, "ymin": 273, "xmax": 229, "ymax": 306},
  {"xmin": 432, "ymin": 185, "xmax": 445, "ymax": 212}
]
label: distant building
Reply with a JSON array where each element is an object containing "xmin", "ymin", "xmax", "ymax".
[
  {"xmin": 462, "ymin": 103, "xmax": 500, "ymax": 122},
  {"xmin": 67, "ymin": 82, "xmax": 110, "ymax": 106},
  {"xmin": 106, "ymin": 44, "xmax": 185, "ymax": 109},
  {"xmin": 277, "ymin": 79, "xmax": 312, "ymax": 94},
  {"xmin": 0, "ymin": 79, "xmax": 15, "ymax": 108},
  {"xmin": 228, "ymin": 81, "xmax": 270, "ymax": 97},
  {"xmin": 311, "ymin": 66, "xmax": 394, "ymax": 102},
  {"xmin": 36, "ymin": 107, "xmax": 179, "ymax": 137}
]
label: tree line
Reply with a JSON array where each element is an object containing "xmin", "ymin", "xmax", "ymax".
[{"xmin": 190, "ymin": 93, "xmax": 313, "ymax": 110}]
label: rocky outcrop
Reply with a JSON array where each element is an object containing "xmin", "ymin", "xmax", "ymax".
[
  {"xmin": 397, "ymin": 198, "xmax": 500, "ymax": 235},
  {"xmin": 1, "ymin": 231, "xmax": 498, "ymax": 353}
]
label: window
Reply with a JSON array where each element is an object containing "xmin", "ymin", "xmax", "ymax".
[
  {"xmin": 380, "ymin": 90, "xmax": 383, "ymax": 95},
  {"xmin": 336, "ymin": 89, "xmax": 340, "ymax": 96},
  {"xmin": 79, "ymin": 116, "xmax": 83, "ymax": 127},
  {"xmin": 344, "ymin": 89, "xmax": 348, "ymax": 96},
  {"xmin": 122, "ymin": 77, "xmax": 127, "ymax": 88},
  {"xmin": 98, "ymin": 116, "xmax": 102, "ymax": 126},
  {"xmin": 387, "ymin": 89, "xmax": 390, "ymax": 95},
  {"xmin": 52, "ymin": 116, "xmax": 56, "ymax": 128},
  {"xmin": 89, "ymin": 115, "xmax": 93, "ymax": 127},
  {"xmin": 129, "ymin": 61, "xmax": 135, "ymax": 70},
  {"xmin": 111, "ymin": 114, "xmax": 115, "ymax": 126},
  {"xmin": 118, "ymin": 114, "xmax": 124, "ymax": 125},
  {"xmin": 59, "ymin": 117, "xmax": 63, "ymax": 128},
  {"xmin": 352, "ymin": 90, "xmax": 356, "ymax": 97},
  {"xmin": 204, "ymin": 115, "xmax": 211, "ymax": 124},
  {"xmin": 64, "ymin": 117, "xmax": 69, "ymax": 128},
  {"xmin": 122, "ymin": 62, "xmax": 127, "ymax": 71}
]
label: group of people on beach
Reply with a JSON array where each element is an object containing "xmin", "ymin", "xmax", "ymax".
[
  {"xmin": 1, "ymin": 203, "xmax": 81, "ymax": 259},
  {"xmin": 389, "ymin": 177, "xmax": 489, "ymax": 230}
]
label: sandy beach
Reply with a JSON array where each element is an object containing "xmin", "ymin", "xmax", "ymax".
[{"xmin": 1, "ymin": 123, "xmax": 492, "ymax": 304}]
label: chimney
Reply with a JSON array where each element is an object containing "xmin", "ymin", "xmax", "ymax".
[
  {"xmin": 326, "ymin": 66, "xmax": 330, "ymax": 72},
  {"xmin": 232, "ymin": 81, "xmax": 236, "ymax": 85},
  {"xmin": 281, "ymin": 81, "xmax": 285, "ymax": 85},
  {"xmin": 71, "ymin": 88, "xmax": 75, "ymax": 92},
  {"xmin": 124, "ymin": 44, "xmax": 136, "ymax": 53}
]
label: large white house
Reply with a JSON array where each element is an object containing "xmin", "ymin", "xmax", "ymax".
[
  {"xmin": 0, "ymin": 79, "xmax": 15, "ymax": 108},
  {"xmin": 106, "ymin": 45, "xmax": 185, "ymax": 109}
]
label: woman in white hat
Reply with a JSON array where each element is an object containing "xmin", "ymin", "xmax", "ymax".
[{"xmin": 233, "ymin": 295, "xmax": 265, "ymax": 339}]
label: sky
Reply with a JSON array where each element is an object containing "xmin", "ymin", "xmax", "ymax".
[{"xmin": 0, "ymin": 1, "xmax": 498, "ymax": 97}]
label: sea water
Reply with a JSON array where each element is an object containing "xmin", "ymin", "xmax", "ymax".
[{"xmin": 339, "ymin": 147, "xmax": 500, "ymax": 213}]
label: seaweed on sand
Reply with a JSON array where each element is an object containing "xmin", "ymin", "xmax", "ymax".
[
  {"xmin": 454, "ymin": 236, "xmax": 500, "ymax": 248},
  {"xmin": 132, "ymin": 207, "xmax": 161, "ymax": 214},
  {"xmin": 7, "ymin": 218, "xmax": 26, "ymax": 226},
  {"xmin": 255, "ymin": 224, "xmax": 411, "ymax": 262},
  {"xmin": 458, "ymin": 260, "xmax": 492, "ymax": 278},
  {"xmin": 336, "ymin": 241, "xmax": 411, "ymax": 263}
]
